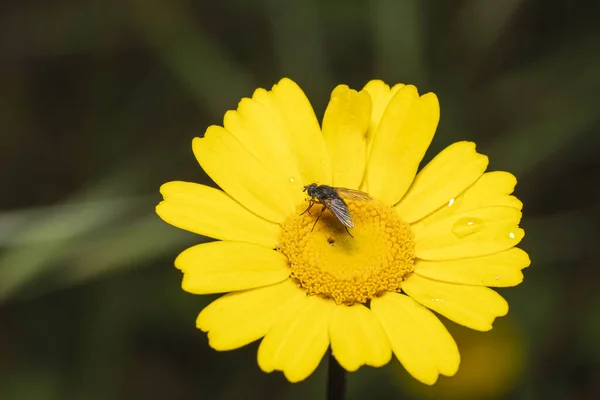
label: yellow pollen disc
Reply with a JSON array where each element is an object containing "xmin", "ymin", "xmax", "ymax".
[{"xmin": 279, "ymin": 198, "xmax": 415, "ymax": 305}]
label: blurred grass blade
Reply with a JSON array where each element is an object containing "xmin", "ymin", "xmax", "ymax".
[
  {"xmin": 484, "ymin": 38, "xmax": 600, "ymax": 174},
  {"xmin": 0, "ymin": 196, "xmax": 149, "ymax": 302},
  {"xmin": 455, "ymin": 0, "xmax": 525, "ymax": 51},
  {"xmin": 0, "ymin": 197, "xmax": 149, "ymax": 246},
  {"xmin": 60, "ymin": 214, "xmax": 197, "ymax": 288},
  {"xmin": 372, "ymin": 0, "xmax": 425, "ymax": 85},
  {"xmin": 128, "ymin": 0, "xmax": 255, "ymax": 117},
  {"xmin": 262, "ymin": 0, "xmax": 333, "ymax": 98}
]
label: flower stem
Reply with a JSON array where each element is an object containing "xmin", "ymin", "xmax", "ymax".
[{"xmin": 327, "ymin": 350, "xmax": 346, "ymax": 400}]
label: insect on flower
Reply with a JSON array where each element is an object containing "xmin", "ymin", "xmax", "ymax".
[{"xmin": 301, "ymin": 183, "xmax": 372, "ymax": 237}]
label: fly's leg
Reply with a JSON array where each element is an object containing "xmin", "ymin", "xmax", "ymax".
[
  {"xmin": 300, "ymin": 200, "xmax": 315, "ymax": 215},
  {"xmin": 311, "ymin": 205, "xmax": 326, "ymax": 232},
  {"xmin": 344, "ymin": 226, "xmax": 354, "ymax": 238}
]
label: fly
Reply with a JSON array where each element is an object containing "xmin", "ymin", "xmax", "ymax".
[{"xmin": 301, "ymin": 183, "xmax": 371, "ymax": 237}]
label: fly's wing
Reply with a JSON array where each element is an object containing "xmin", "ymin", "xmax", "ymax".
[
  {"xmin": 323, "ymin": 197, "xmax": 354, "ymax": 228},
  {"xmin": 335, "ymin": 187, "xmax": 372, "ymax": 201}
]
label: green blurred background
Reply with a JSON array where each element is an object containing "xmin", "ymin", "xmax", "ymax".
[{"xmin": 1, "ymin": 0, "xmax": 599, "ymax": 399}]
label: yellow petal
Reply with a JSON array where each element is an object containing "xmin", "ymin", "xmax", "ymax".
[
  {"xmin": 223, "ymin": 78, "xmax": 330, "ymax": 190},
  {"xmin": 413, "ymin": 205, "xmax": 524, "ymax": 260},
  {"xmin": 329, "ymin": 303, "xmax": 392, "ymax": 372},
  {"xmin": 322, "ymin": 85, "xmax": 372, "ymax": 188},
  {"xmin": 402, "ymin": 274, "xmax": 509, "ymax": 331},
  {"xmin": 223, "ymin": 93, "xmax": 303, "ymax": 192},
  {"xmin": 362, "ymin": 80, "xmax": 404, "ymax": 157},
  {"xmin": 364, "ymin": 87, "xmax": 440, "ymax": 204},
  {"xmin": 197, "ymin": 279, "xmax": 303, "ymax": 351},
  {"xmin": 371, "ymin": 293, "xmax": 460, "ymax": 385},
  {"xmin": 270, "ymin": 78, "xmax": 332, "ymax": 185},
  {"xmin": 156, "ymin": 181, "xmax": 280, "ymax": 248},
  {"xmin": 395, "ymin": 142, "xmax": 489, "ymax": 223},
  {"xmin": 175, "ymin": 241, "xmax": 290, "ymax": 294},
  {"xmin": 420, "ymin": 171, "xmax": 523, "ymax": 224},
  {"xmin": 193, "ymin": 127, "xmax": 302, "ymax": 223},
  {"xmin": 258, "ymin": 294, "xmax": 333, "ymax": 383},
  {"xmin": 415, "ymin": 248, "xmax": 531, "ymax": 287}
]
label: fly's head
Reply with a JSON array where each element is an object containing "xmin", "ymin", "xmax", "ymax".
[{"xmin": 303, "ymin": 183, "xmax": 318, "ymax": 197}]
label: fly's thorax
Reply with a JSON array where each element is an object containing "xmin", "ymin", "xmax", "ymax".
[{"xmin": 313, "ymin": 185, "xmax": 338, "ymax": 201}]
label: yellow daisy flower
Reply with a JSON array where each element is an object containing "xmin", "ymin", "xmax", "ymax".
[{"xmin": 156, "ymin": 78, "xmax": 530, "ymax": 385}]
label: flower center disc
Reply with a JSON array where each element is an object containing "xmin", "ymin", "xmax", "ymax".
[{"xmin": 279, "ymin": 198, "xmax": 415, "ymax": 305}]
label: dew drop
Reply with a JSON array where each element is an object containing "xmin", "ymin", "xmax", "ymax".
[
  {"xmin": 494, "ymin": 274, "xmax": 499, "ymax": 280},
  {"xmin": 320, "ymin": 158, "xmax": 327, "ymax": 165},
  {"xmin": 289, "ymin": 177, "xmax": 295, "ymax": 183},
  {"xmin": 509, "ymin": 231, "xmax": 515, "ymax": 239},
  {"xmin": 452, "ymin": 217, "xmax": 485, "ymax": 238},
  {"xmin": 446, "ymin": 196, "xmax": 462, "ymax": 209}
]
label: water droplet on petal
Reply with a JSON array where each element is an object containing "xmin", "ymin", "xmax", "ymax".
[
  {"xmin": 320, "ymin": 158, "xmax": 327, "ymax": 165},
  {"xmin": 494, "ymin": 274, "xmax": 499, "ymax": 280},
  {"xmin": 509, "ymin": 231, "xmax": 515, "ymax": 239},
  {"xmin": 452, "ymin": 217, "xmax": 485, "ymax": 238},
  {"xmin": 289, "ymin": 177, "xmax": 295, "ymax": 183},
  {"xmin": 448, "ymin": 198, "xmax": 455, "ymax": 207}
]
